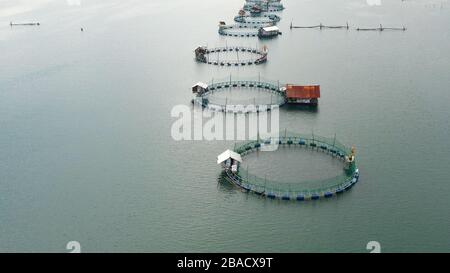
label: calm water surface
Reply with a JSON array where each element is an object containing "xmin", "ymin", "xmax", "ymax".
[{"xmin": 0, "ymin": 0, "xmax": 449, "ymax": 252}]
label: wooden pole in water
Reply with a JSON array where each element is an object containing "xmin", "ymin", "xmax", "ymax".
[
  {"xmin": 247, "ymin": 166, "xmax": 249, "ymax": 183},
  {"xmin": 264, "ymin": 175, "xmax": 267, "ymax": 193},
  {"xmin": 333, "ymin": 133, "xmax": 336, "ymax": 148}
]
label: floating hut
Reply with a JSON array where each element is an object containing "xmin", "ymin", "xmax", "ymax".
[
  {"xmin": 250, "ymin": 5, "xmax": 263, "ymax": 15},
  {"xmin": 258, "ymin": 26, "xmax": 281, "ymax": 38},
  {"xmin": 194, "ymin": 46, "xmax": 208, "ymax": 63},
  {"xmin": 217, "ymin": 149, "xmax": 242, "ymax": 173},
  {"xmin": 284, "ymin": 85, "xmax": 320, "ymax": 105},
  {"xmin": 345, "ymin": 146, "xmax": 357, "ymax": 174},
  {"xmin": 192, "ymin": 82, "xmax": 208, "ymax": 95}
]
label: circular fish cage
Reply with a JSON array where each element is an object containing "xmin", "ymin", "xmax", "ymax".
[
  {"xmin": 234, "ymin": 14, "xmax": 281, "ymax": 25},
  {"xmin": 245, "ymin": 0, "xmax": 283, "ymax": 3},
  {"xmin": 192, "ymin": 79, "xmax": 286, "ymax": 113},
  {"xmin": 219, "ymin": 133, "xmax": 360, "ymax": 201},
  {"xmin": 194, "ymin": 46, "xmax": 268, "ymax": 66},
  {"xmin": 218, "ymin": 23, "xmax": 261, "ymax": 37},
  {"xmin": 243, "ymin": 1, "xmax": 285, "ymax": 13}
]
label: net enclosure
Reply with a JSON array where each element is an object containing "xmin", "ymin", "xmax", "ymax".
[{"xmin": 217, "ymin": 132, "xmax": 360, "ymax": 201}]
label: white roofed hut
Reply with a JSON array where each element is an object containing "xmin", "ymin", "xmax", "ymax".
[
  {"xmin": 258, "ymin": 26, "xmax": 281, "ymax": 39},
  {"xmin": 217, "ymin": 149, "xmax": 243, "ymax": 173},
  {"xmin": 192, "ymin": 82, "xmax": 208, "ymax": 95}
]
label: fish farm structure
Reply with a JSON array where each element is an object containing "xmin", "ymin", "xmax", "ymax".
[
  {"xmin": 218, "ymin": 22, "xmax": 281, "ymax": 38},
  {"xmin": 217, "ymin": 133, "xmax": 360, "ymax": 201},
  {"xmin": 218, "ymin": 22, "xmax": 261, "ymax": 37},
  {"xmin": 234, "ymin": 14, "xmax": 281, "ymax": 25},
  {"xmin": 191, "ymin": 77, "xmax": 286, "ymax": 113},
  {"xmin": 289, "ymin": 22, "xmax": 406, "ymax": 32},
  {"xmin": 243, "ymin": 0, "xmax": 285, "ymax": 13},
  {"xmin": 191, "ymin": 77, "xmax": 321, "ymax": 113},
  {"xmin": 356, "ymin": 24, "xmax": 407, "ymax": 31},
  {"xmin": 290, "ymin": 22, "xmax": 350, "ymax": 30},
  {"xmin": 194, "ymin": 46, "xmax": 268, "ymax": 66},
  {"xmin": 217, "ymin": 4, "xmax": 283, "ymax": 39},
  {"xmin": 10, "ymin": 21, "xmax": 40, "ymax": 26}
]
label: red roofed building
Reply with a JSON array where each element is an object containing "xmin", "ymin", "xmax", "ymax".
[{"xmin": 285, "ymin": 85, "xmax": 320, "ymax": 105}]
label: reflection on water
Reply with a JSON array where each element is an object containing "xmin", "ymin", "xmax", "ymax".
[
  {"xmin": 283, "ymin": 104, "xmax": 319, "ymax": 113},
  {"xmin": 217, "ymin": 171, "xmax": 236, "ymax": 193}
]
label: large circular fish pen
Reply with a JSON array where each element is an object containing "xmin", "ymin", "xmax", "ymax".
[
  {"xmin": 218, "ymin": 23, "xmax": 262, "ymax": 37},
  {"xmin": 234, "ymin": 14, "xmax": 281, "ymax": 25},
  {"xmin": 192, "ymin": 78, "xmax": 286, "ymax": 113},
  {"xmin": 243, "ymin": 0, "xmax": 285, "ymax": 12},
  {"xmin": 194, "ymin": 46, "xmax": 268, "ymax": 66},
  {"xmin": 218, "ymin": 133, "xmax": 359, "ymax": 201}
]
